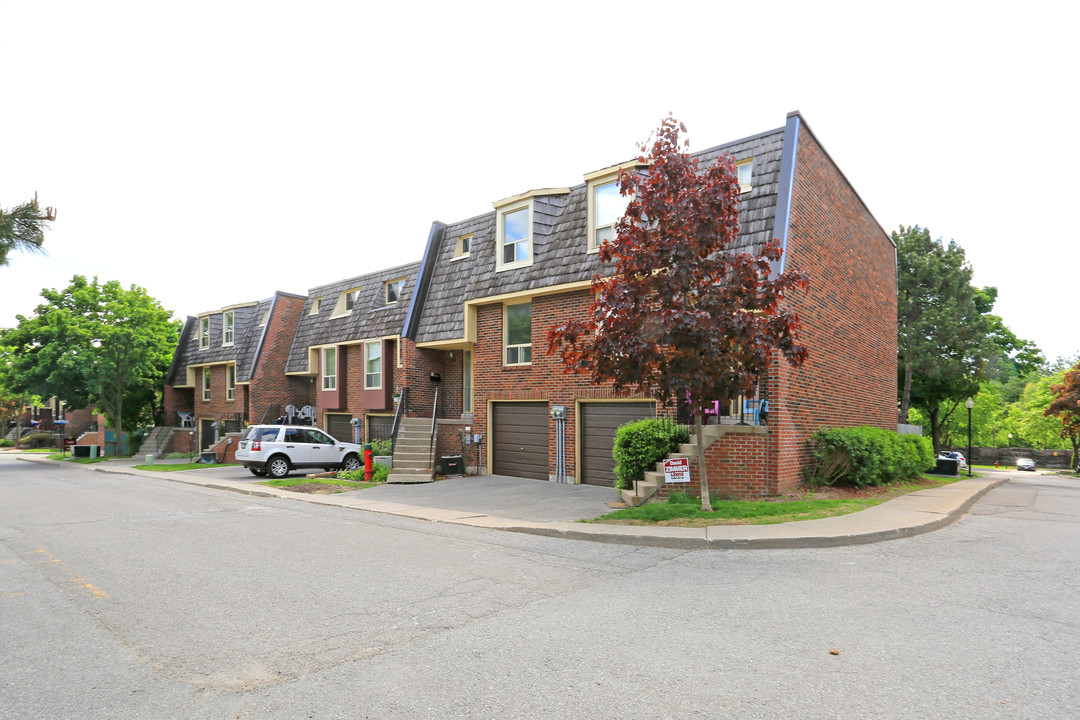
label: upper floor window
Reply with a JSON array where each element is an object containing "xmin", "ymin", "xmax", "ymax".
[
  {"xmin": 199, "ymin": 317, "xmax": 210, "ymax": 349},
  {"xmin": 385, "ymin": 280, "xmax": 404, "ymax": 304},
  {"xmin": 736, "ymin": 159, "xmax": 753, "ymax": 193},
  {"xmin": 223, "ymin": 311, "xmax": 234, "ymax": 347},
  {"xmin": 259, "ymin": 309, "xmax": 269, "ymax": 326},
  {"xmin": 332, "ymin": 288, "xmax": 361, "ymax": 317},
  {"xmin": 345, "ymin": 290, "xmax": 361, "ymax": 311},
  {"xmin": 505, "ymin": 302, "xmax": 532, "ymax": 365},
  {"xmin": 309, "ymin": 298, "xmax": 321, "ymax": 316},
  {"xmin": 226, "ymin": 365, "xmax": 236, "ymax": 401},
  {"xmin": 322, "ymin": 347, "xmax": 337, "ymax": 391},
  {"xmin": 453, "ymin": 234, "xmax": 472, "ymax": 259},
  {"xmin": 496, "ymin": 201, "xmax": 532, "ymax": 272},
  {"xmin": 202, "ymin": 367, "xmax": 211, "ymax": 400},
  {"xmin": 364, "ymin": 340, "xmax": 382, "ymax": 389},
  {"xmin": 590, "ymin": 179, "xmax": 629, "ymax": 251}
]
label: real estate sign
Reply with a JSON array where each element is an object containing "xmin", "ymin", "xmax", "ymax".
[{"xmin": 664, "ymin": 457, "xmax": 690, "ymax": 483}]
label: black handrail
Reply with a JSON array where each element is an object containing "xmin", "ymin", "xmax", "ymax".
[
  {"xmin": 428, "ymin": 386, "xmax": 439, "ymax": 480},
  {"xmin": 389, "ymin": 387, "xmax": 408, "ymax": 454}
]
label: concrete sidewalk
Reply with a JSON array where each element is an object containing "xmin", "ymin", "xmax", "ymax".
[{"xmin": 16, "ymin": 453, "xmax": 1009, "ymax": 549}]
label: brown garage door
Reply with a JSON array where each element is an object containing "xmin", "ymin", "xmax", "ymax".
[
  {"xmin": 492, "ymin": 402, "xmax": 549, "ymax": 481},
  {"xmin": 579, "ymin": 402, "xmax": 656, "ymax": 486},
  {"xmin": 325, "ymin": 413, "xmax": 354, "ymax": 443}
]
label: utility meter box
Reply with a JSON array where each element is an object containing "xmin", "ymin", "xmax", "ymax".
[{"xmin": 550, "ymin": 406, "xmax": 567, "ymax": 420}]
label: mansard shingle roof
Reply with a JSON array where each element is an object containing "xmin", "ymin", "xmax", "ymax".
[
  {"xmin": 410, "ymin": 126, "xmax": 787, "ymax": 345},
  {"xmin": 166, "ymin": 299, "xmax": 267, "ymax": 386},
  {"xmin": 284, "ymin": 262, "xmax": 420, "ymax": 373}
]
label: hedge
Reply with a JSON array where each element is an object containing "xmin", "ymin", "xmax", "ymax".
[
  {"xmin": 806, "ymin": 427, "xmax": 934, "ymax": 487},
  {"xmin": 612, "ymin": 418, "xmax": 690, "ymax": 491}
]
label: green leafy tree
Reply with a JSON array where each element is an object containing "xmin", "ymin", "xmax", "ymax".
[
  {"xmin": 0, "ymin": 195, "xmax": 55, "ymax": 266},
  {"xmin": 895, "ymin": 226, "xmax": 1041, "ymax": 453},
  {"xmin": 548, "ymin": 117, "xmax": 809, "ymax": 511},
  {"xmin": 1, "ymin": 276, "xmax": 178, "ymax": 450}
]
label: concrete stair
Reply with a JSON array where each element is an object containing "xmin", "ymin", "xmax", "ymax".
[
  {"xmin": 140, "ymin": 426, "xmax": 178, "ymax": 458},
  {"xmin": 387, "ymin": 417, "xmax": 435, "ymax": 483},
  {"xmin": 619, "ymin": 424, "xmax": 727, "ymax": 507}
]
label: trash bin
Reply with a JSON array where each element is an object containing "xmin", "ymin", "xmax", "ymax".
[
  {"xmin": 199, "ymin": 452, "xmax": 217, "ymax": 464},
  {"xmin": 441, "ymin": 455, "xmax": 464, "ymax": 476},
  {"xmin": 931, "ymin": 457, "xmax": 959, "ymax": 476}
]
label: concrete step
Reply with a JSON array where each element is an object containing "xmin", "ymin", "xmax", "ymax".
[{"xmin": 387, "ymin": 469, "xmax": 433, "ymax": 484}]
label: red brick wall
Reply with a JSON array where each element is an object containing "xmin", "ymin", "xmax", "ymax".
[
  {"xmin": 656, "ymin": 427, "xmax": 771, "ymax": 500},
  {"xmin": 764, "ymin": 125, "xmax": 898, "ymax": 493},
  {"xmin": 250, "ymin": 294, "xmax": 311, "ymax": 423}
]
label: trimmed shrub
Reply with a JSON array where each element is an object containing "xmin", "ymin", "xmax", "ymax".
[
  {"xmin": 369, "ymin": 438, "xmax": 393, "ymax": 456},
  {"xmin": 18, "ymin": 432, "xmax": 55, "ymax": 449},
  {"xmin": 612, "ymin": 418, "xmax": 690, "ymax": 491},
  {"xmin": 0, "ymin": 438, "xmax": 14, "ymax": 448},
  {"xmin": 806, "ymin": 427, "xmax": 933, "ymax": 487}
]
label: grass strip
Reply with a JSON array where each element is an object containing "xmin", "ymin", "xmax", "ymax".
[
  {"xmin": 258, "ymin": 477, "xmax": 379, "ymax": 490},
  {"xmin": 134, "ymin": 462, "xmax": 240, "ymax": 472}
]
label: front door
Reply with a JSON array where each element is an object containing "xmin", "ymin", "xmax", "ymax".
[{"xmin": 199, "ymin": 419, "xmax": 216, "ymax": 451}]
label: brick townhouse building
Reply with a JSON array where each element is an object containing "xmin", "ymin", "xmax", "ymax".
[{"xmin": 161, "ymin": 111, "xmax": 896, "ymax": 499}]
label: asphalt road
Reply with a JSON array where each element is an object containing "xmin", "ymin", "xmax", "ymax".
[{"xmin": 2, "ymin": 455, "xmax": 1078, "ymax": 719}]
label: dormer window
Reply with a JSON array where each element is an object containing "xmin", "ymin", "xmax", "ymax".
[
  {"xmin": 223, "ymin": 311, "xmax": 234, "ymax": 347},
  {"xmin": 736, "ymin": 159, "xmax": 753, "ymax": 193},
  {"xmin": 199, "ymin": 317, "xmax": 210, "ymax": 349},
  {"xmin": 586, "ymin": 162, "xmax": 635, "ymax": 254},
  {"xmin": 309, "ymin": 298, "xmax": 321, "ymax": 316},
  {"xmin": 385, "ymin": 279, "xmax": 404, "ymax": 304},
  {"xmin": 331, "ymin": 288, "xmax": 362, "ymax": 317},
  {"xmin": 453, "ymin": 234, "xmax": 472, "ymax": 259},
  {"xmin": 497, "ymin": 202, "xmax": 531, "ymax": 271},
  {"xmin": 259, "ymin": 309, "xmax": 269, "ymax": 326}
]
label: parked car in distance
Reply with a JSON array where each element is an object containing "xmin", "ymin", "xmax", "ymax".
[
  {"xmin": 1016, "ymin": 457, "xmax": 1036, "ymax": 471},
  {"xmin": 938, "ymin": 451, "xmax": 967, "ymax": 468},
  {"xmin": 236, "ymin": 425, "xmax": 363, "ymax": 479}
]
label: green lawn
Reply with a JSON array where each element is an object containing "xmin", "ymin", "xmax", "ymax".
[
  {"xmin": 258, "ymin": 477, "xmax": 379, "ymax": 491},
  {"xmin": 589, "ymin": 477, "xmax": 960, "ymax": 527}
]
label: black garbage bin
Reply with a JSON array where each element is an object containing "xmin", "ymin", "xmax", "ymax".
[{"xmin": 931, "ymin": 457, "xmax": 959, "ymax": 476}]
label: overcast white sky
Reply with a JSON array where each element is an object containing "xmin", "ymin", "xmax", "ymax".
[{"xmin": 2, "ymin": 1, "xmax": 1076, "ymax": 364}]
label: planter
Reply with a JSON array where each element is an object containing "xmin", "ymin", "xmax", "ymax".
[{"xmin": 374, "ymin": 455, "xmax": 393, "ymax": 469}]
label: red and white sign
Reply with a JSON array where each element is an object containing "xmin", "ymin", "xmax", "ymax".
[{"xmin": 663, "ymin": 457, "xmax": 691, "ymax": 483}]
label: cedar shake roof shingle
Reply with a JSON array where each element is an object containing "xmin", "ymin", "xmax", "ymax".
[
  {"xmin": 284, "ymin": 262, "xmax": 420, "ymax": 374},
  {"xmin": 410, "ymin": 126, "xmax": 787, "ymax": 345},
  {"xmin": 166, "ymin": 293, "xmax": 305, "ymax": 386}
]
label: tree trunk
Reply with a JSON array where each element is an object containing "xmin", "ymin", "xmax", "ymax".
[
  {"xmin": 928, "ymin": 405, "xmax": 942, "ymax": 455},
  {"xmin": 899, "ymin": 362, "xmax": 913, "ymax": 424},
  {"xmin": 695, "ymin": 412, "xmax": 712, "ymax": 512}
]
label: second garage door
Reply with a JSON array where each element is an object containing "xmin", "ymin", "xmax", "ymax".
[
  {"xmin": 492, "ymin": 402, "xmax": 549, "ymax": 481},
  {"xmin": 579, "ymin": 402, "xmax": 656, "ymax": 486}
]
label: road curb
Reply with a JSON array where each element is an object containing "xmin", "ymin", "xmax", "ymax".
[{"xmin": 17, "ymin": 455, "xmax": 1009, "ymax": 550}]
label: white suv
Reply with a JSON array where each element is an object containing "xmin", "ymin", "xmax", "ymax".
[{"xmin": 236, "ymin": 425, "xmax": 363, "ymax": 478}]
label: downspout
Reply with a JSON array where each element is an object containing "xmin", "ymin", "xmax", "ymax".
[{"xmin": 770, "ymin": 111, "xmax": 801, "ymax": 279}]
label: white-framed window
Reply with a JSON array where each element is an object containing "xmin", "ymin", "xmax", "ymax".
[
  {"xmin": 496, "ymin": 200, "xmax": 532, "ymax": 272},
  {"xmin": 345, "ymin": 289, "xmax": 361, "ymax": 311},
  {"xmin": 736, "ymin": 158, "xmax": 753, "ymax": 193},
  {"xmin": 589, "ymin": 179, "xmax": 629, "ymax": 252},
  {"xmin": 322, "ymin": 347, "xmax": 337, "ymax": 391},
  {"xmin": 462, "ymin": 350, "xmax": 472, "ymax": 413},
  {"xmin": 505, "ymin": 302, "xmax": 532, "ymax": 365},
  {"xmin": 199, "ymin": 317, "xmax": 210, "ymax": 349},
  {"xmin": 223, "ymin": 311, "xmax": 234, "ymax": 347},
  {"xmin": 364, "ymin": 340, "xmax": 382, "ymax": 389},
  {"xmin": 226, "ymin": 365, "xmax": 236, "ymax": 401},
  {"xmin": 385, "ymin": 279, "xmax": 404, "ymax": 304},
  {"xmin": 309, "ymin": 298, "xmax": 321, "ymax": 316},
  {"xmin": 202, "ymin": 367, "xmax": 211, "ymax": 401},
  {"xmin": 454, "ymin": 234, "xmax": 472, "ymax": 259}
]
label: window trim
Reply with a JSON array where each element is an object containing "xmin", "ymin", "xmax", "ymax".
[
  {"xmin": 586, "ymin": 176, "xmax": 629, "ymax": 254},
  {"xmin": 364, "ymin": 340, "xmax": 382, "ymax": 390},
  {"xmin": 736, "ymin": 158, "xmax": 753, "ymax": 194},
  {"xmin": 322, "ymin": 347, "xmax": 337, "ymax": 391},
  {"xmin": 331, "ymin": 288, "xmax": 362, "ymax": 318},
  {"xmin": 226, "ymin": 364, "xmax": 236, "ymax": 401},
  {"xmin": 384, "ymin": 278, "xmax": 405, "ymax": 305},
  {"xmin": 452, "ymin": 234, "xmax": 472, "ymax": 260},
  {"xmin": 199, "ymin": 317, "xmax": 210, "ymax": 350},
  {"xmin": 202, "ymin": 367, "xmax": 211, "ymax": 401},
  {"xmin": 222, "ymin": 311, "xmax": 234, "ymax": 347},
  {"xmin": 504, "ymin": 301, "xmax": 532, "ymax": 366},
  {"xmin": 309, "ymin": 298, "xmax": 321, "ymax": 316},
  {"xmin": 494, "ymin": 198, "xmax": 533, "ymax": 272}
]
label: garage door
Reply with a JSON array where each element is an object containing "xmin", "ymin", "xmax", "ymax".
[
  {"xmin": 325, "ymin": 413, "xmax": 355, "ymax": 443},
  {"xmin": 579, "ymin": 402, "xmax": 656, "ymax": 486},
  {"xmin": 492, "ymin": 402, "xmax": 549, "ymax": 481}
]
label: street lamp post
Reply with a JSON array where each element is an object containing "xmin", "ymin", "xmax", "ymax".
[{"xmin": 965, "ymin": 397, "xmax": 975, "ymax": 478}]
